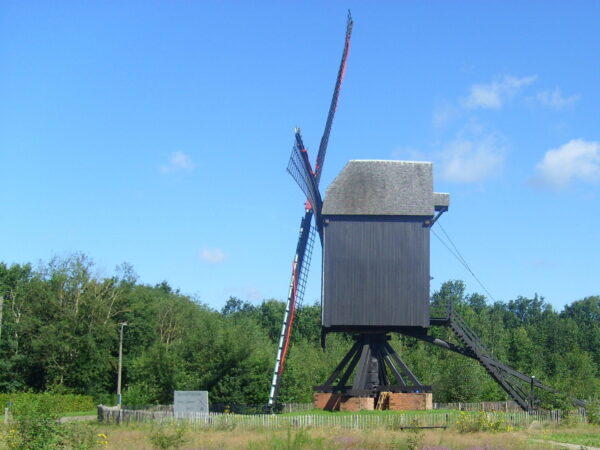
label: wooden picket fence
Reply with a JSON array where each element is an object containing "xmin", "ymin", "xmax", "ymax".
[
  {"xmin": 97, "ymin": 405, "xmax": 584, "ymax": 430},
  {"xmin": 277, "ymin": 403, "xmax": 315, "ymax": 414},
  {"xmin": 433, "ymin": 401, "xmax": 523, "ymax": 412}
]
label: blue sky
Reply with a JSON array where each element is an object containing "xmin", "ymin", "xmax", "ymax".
[{"xmin": 1, "ymin": 1, "xmax": 598, "ymax": 311}]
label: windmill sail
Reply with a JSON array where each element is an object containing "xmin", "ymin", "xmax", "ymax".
[
  {"xmin": 267, "ymin": 13, "xmax": 353, "ymax": 409},
  {"xmin": 287, "ymin": 130, "xmax": 322, "ymax": 211},
  {"xmin": 287, "ymin": 130, "xmax": 323, "ymax": 236},
  {"xmin": 267, "ymin": 210, "xmax": 315, "ymax": 409},
  {"xmin": 315, "ymin": 11, "xmax": 353, "ymax": 184}
]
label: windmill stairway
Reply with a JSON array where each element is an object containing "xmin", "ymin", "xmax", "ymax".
[{"xmin": 420, "ymin": 304, "xmax": 587, "ymax": 412}]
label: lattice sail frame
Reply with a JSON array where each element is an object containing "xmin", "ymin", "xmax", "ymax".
[{"xmin": 287, "ymin": 131, "xmax": 322, "ymax": 216}]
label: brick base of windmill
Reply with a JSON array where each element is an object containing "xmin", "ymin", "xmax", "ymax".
[{"xmin": 314, "ymin": 392, "xmax": 433, "ymax": 411}]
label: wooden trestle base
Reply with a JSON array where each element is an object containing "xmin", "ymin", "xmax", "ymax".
[{"xmin": 313, "ymin": 392, "xmax": 433, "ymax": 412}]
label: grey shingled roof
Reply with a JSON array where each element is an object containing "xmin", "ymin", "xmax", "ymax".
[
  {"xmin": 322, "ymin": 160, "xmax": 449, "ymax": 216},
  {"xmin": 433, "ymin": 192, "xmax": 450, "ymax": 211}
]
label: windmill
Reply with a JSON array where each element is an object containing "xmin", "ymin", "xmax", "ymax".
[
  {"xmin": 267, "ymin": 12, "xmax": 353, "ymax": 410},
  {"xmin": 268, "ymin": 12, "xmax": 586, "ymax": 412}
]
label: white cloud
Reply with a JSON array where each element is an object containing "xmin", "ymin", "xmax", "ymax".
[
  {"xmin": 533, "ymin": 139, "xmax": 600, "ymax": 190},
  {"xmin": 432, "ymin": 101, "xmax": 460, "ymax": 127},
  {"xmin": 534, "ymin": 88, "xmax": 579, "ymax": 109},
  {"xmin": 462, "ymin": 75, "xmax": 537, "ymax": 110},
  {"xmin": 160, "ymin": 151, "xmax": 196, "ymax": 174},
  {"xmin": 438, "ymin": 127, "xmax": 507, "ymax": 183},
  {"xmin": 200, "ymin": 248, "xmax": 228, "ymax": 263}
]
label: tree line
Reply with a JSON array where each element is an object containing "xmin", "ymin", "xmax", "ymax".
[{"xmin": 0, "ymin": 254, "xmax": 598, "ymax": 407}]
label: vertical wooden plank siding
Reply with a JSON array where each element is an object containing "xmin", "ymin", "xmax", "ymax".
[{"xmin": 323, "ymin": 216, "xmax": 430, "ymax": 328}]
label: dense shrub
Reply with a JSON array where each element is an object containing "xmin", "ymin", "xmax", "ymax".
[
  {"xmin": 0, "ymin": 393, "xmax": 95, "ymax": 415},
  {"xmin": 585, "ymin": 399, "xmax": 600, "ymax": 425},
  {"xmin": 4, "ymin": 395, "xmax": 61, "ymax": 449},
  {"xmin": 455, "ymin": 411, "xmax": 513, "ymax": 433},
  {"xmin": 148, "ymin": 424, "xmax": 188, "ymax": 450},
  {"xmin": 2, "ymin": 399, "xmax": 103, "ymax": 450},
  {"xmin": 59, "ymin": 423, "xmax": 104, "ymax": 449}
]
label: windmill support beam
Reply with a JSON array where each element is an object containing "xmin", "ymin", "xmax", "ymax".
[
  {"xmin": 314, "ymin": 309, "xmax": 586, "ymax": 412},
  {"xmin": 405, "ymin": 308, "xmax": 586, "ymax": 411},
  {"xmin": 314, "ymin": 334, "xmax": 431, "ymax": 396}
]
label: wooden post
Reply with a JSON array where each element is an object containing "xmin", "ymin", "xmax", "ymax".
[
  {"xmin": 117, "ymin": 322, "xmax": 127, "ymax": 407},
  {"xmin": 0, "ymin": 295, "xmax": 4, "ymax": 344}
]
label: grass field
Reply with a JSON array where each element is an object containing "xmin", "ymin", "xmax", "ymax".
[
  {"xmin": 85, "ymin": 427, "xmax": 548, "ymax": 449},
  {"xmin": 0, "ymin": 421, "xmax": 587, "ymax": 449},
  {"xmin": 2, "ymin": 409, "xmax": 598, "ymax": 449},
  {"xmin": 82, "ymin": 423, "xmax": 595, "ymax": 449},
  {"xmin": 531, "ymin": 429, "xmax": 600, "ymax": 447}
]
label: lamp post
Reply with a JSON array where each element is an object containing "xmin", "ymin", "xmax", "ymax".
[
  {"xmin": 529, "ymin": 375, "xmax": 536, "ymax": 411},
  {"xmin": 117, "ymin": 322, "xmax": 127, "ymax": 407}
]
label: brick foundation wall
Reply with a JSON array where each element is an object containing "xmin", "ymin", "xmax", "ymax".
[
  {"xmin": 313, "ymin": 393, "xmax": 342, "ymax": 411},
  {"xmin": 315, "ymin": 392, "xmax": 432, "ymax": 411},
  {"xmin": 388, "ymin": 393, "xmax": 433, "ymax": 410},
  {"xmin": 340, "ymin": 396, "xmax": 375, "ymax": 412}
]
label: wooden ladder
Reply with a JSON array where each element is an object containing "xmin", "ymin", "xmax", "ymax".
[{"xmin": 376, "ymin": 392, "xmax": 391, "ymax": 410}]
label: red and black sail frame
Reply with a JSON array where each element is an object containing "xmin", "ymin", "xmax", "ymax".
[{"xmin": 267, "ymin": 11, "xmax": 353, "ymax": 410}]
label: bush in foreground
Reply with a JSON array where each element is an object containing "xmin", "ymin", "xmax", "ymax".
[
  {"xmin": 3, "ymin": 396, "xmax": 61, "ymax": 449},
  {"xmin": 455, "ymin": 411, "xmax": 513, "ymax": 433}
]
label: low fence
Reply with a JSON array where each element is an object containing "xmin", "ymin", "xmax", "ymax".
[
  {"xmin": 434, "ymin": 401, "xmax": 522, "ymax": 412},
  {"xmin": 97, "ymin": 406, "xmax": 584, "ymax": 430},
  {"xmin": 117, "ymin": 401, "xmax": 566, "ymax": 415},
  {"xmin": 117, "ymin": 403, "xmax": 314, "ymax": 415},
  {"xmin": 283, "ymin": 401, "xmax": 534, "ymax": 413},
  {"xmin": 210, "ymin": 402, "xmax": 314, "ymax": 414},
  {"xmin": 274, "ymin": 403, "xmax": 315, "ymax": 414}
]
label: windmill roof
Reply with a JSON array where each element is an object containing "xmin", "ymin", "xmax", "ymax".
[{"xmin": 322, "ymin": 160, "xmax": 449, "ymax": 216}]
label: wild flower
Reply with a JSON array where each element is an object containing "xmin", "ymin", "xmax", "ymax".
[{"xmin": 96, "ymin": 432, "xmax": 109, "ymax": 447}]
